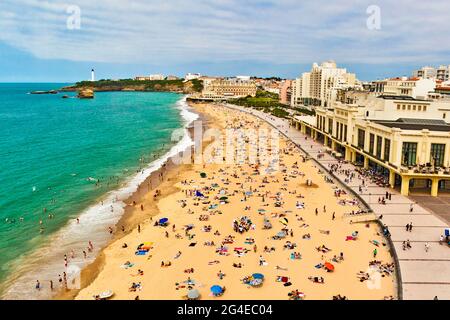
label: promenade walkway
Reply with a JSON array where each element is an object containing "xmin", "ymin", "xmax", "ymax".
[{"xmin": 224, "ymin": 104, "xmax": 450, "ymax": 300}]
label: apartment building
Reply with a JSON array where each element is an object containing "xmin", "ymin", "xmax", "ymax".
[
  {"xmin": 291, "ymin": 61, "xmax": 357, "ymax": 108},
  {"xmin": 413, "ymin": 65, "xmax": 450, "ymax": 81}
]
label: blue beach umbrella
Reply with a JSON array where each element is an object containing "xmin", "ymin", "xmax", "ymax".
[
  {"xmin": 210, "ymin": 285, "xmax": 223, "ymax": 294},
  {"xmin": 159, "ymin": 218, "xmax": 168, "ymax": 224},
  {"xmin": 252, "ymin": 273, "xmax": 264, "ymax": 280},
  {"xmin": 195, "ymin": 190, "xmax": 205, "ymax": 197}
]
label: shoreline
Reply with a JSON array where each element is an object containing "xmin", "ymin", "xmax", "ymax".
[
  {"xmin": 0, "ymin": 96, "xmax": 200, "ymax": 300},
  {"xmin": 74, "ymin": 102, "xmax": 396, "ymax": 300},
  {"xmin": 55, "ymin": 102, "xmax": 212, "ymax": 300}
]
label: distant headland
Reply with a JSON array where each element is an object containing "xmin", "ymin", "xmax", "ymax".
[{"xmin": 60, "ymin": 79, "xmax": 204, "ymax": 94}]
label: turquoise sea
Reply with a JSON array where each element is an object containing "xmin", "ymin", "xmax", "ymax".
[{"xmin": 0, "ymin": 84, "xmax": 195, "ymax": 299}]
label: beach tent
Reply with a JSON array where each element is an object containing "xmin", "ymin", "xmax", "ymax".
[
  {"xmin": 445, "ymin": 229, "xmax": 450, "ymax": 237},
  {"xmin": 252, "ymin": 273, "xmax": 264, "ymax": 280},
  {"xmin": 97, "ymin": 290, "xmax": 114, "ymax": 300},
  {"xmin": 140, "ymin": 242, "xmax": 154, "ymax": 250},
  {"xmin": 195, "ymin": 190, "xmax": 205, "ymax": 198},
  {"xmin": 324, "ymin": 262, "xmax": 335, "ymax": 272},
  {"xmin": 276, "ymin": 231, "xmax": 286, "ymax": 238},
  {"xmin": 187, "ymin": 289, "xmax": 200, "ymax": 300},
  {"xmin": 210, "ymin": 285, "xmax": 223, "ymax": 295},
  {"xmin": 159, "ymin": 218, "xmax": 169, "ymax": 226}
]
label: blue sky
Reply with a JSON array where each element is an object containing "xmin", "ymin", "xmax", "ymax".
[{"xmin": 0, "ymin": 0, "xmax": 449, "ymax": 82}]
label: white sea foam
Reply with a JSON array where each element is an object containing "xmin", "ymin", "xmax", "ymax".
[{"xmin": 1, "ymin": 96, "xmax": 198, "ymax": 300}]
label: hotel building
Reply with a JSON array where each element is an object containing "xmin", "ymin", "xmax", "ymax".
[
  {"xmin": 201, "ymin": 78, "xmax": 257, "ymax": 99},
  {"xmin": 291, "ymin": 61, "xmax": 358, "ymax": 108},
  {"xmin": 291, "ymin": 92, "xmax": 450, "ymax": 197},
  {"xmin": 373, "ymin": 77, "xmax": 436, "ymax": 99}
]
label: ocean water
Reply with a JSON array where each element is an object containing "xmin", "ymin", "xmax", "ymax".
[{"xmin": 0, "ymin": 84, "xmax": 197, "ymax": 299}]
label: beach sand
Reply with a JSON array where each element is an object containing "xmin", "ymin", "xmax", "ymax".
[{"xmin": 75, "ymin": 103, "xmax": 396, "ymax": 300}]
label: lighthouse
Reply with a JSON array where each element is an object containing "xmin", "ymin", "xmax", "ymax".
[{"xmin": 91, "ymin": 68, "xmax": 95, "ymax": 82}]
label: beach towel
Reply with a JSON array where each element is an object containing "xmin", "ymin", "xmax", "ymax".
[{"xmin": 276, "ymin": 276, "xmax": 289, "ymax": 283}]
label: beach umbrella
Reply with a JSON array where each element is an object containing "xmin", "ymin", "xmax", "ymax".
[
  {"xmin": 187, "ymin": 289, "xmax": 200, "ymax": 299},
  {"xmin": 258, "ymin": 209, "xmax": 266, "ymax": 212},
  {"xmin": 98, "ymin": 290, "xmax": 114, "ymax": 299},
  {"xmin": 276, "ymin": 231, "xmax": 286, "ymax": 237},
  {"xmin": 219, "ymin": 196, "xmax": 228, "ymax": 201},
  {"xmin": 210, "ymin": 285, "xmax": 223, "ymax": 295},
  {"xmin": 200, "ymin": 172, "xmax": 207, "ymax": 178},
  {"xmin": 159, "ymin": 218, "xmax": 169, "ymax": 224},
  {"xmin": 195, "ymin": 190, "xmax": 205, "ymax": 197},
  {"xmin": 324, "ymin": 262, "xmax": 335, "ymax": 272},
  {"xmin": 445, "ymin": 229, "xmax": 450, "ymax": 237},
  {"xmin": 279, "ymin": 217, "xmax": 289, "ymax": 225},
  {"xmin": 252, "ymin": 273, "xmax": 264, "ymax": 280}
]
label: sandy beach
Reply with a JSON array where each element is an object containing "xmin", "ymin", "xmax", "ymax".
[{"xmin": 75, "ymin": 103, "xmax": 396, "ymax": 300}]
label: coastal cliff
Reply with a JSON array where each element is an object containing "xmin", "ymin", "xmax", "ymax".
[{"xmin": 61, "ymin": 79, "xmax": 203, "ymax": 94}]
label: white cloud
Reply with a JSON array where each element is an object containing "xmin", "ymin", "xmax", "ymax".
[{"xmin": 0, "ymin": 0, "xmax": 449, "ymax": 66}]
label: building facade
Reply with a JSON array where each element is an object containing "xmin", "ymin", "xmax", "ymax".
[
  {"xmin": 381, "ymin": 77, "xmax": 436, "ymax": 99},
  {"xmin": 201, "ymin": 78, "xmax": 257, "ymax": 99},
  {"xmin": 291, "ymin": 61, "xmax": 357, "ymax": 108},
  {"xmin": 135, "ymin": 74, "xmax": 165, "ymax": 81},
  {"xmin": 292, "ymin": 94, "xmax": 450, "ymax": 197},
  {"xmin": 413, "ymin": 65, "xmax": 450, "ymax": 82},
  {"xmin": 279, "ymin": 80, "xmax": 292, "ymax": 105}
]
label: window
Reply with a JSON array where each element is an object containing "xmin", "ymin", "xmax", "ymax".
[
  {"xmin": 402, "ymin": 142, "xmax": 418, "ymax": 166},
  {"xmin": 423, "ymin": 106, "xmax": 427, "ymax": 111},
  {"xmin": 431, "ymin": 144, "xmax": 445, "ymax": 167},
  {"xmin": 418, "ymin": 105, "xmax": 422, "ymax": 111},
  {"xmin": 358, "ymin": 129, "xmax": 365, "ymax": 149},
  {"xmin": 376, "ymin": 136, "xmax": 382, "ymax": 159},
  {"xmin": 339, "ymin": 123, "xmax": 344, "ymax": 141},
  {"xmin": 343, "ymin": 125, "xmax": 347, "ymax": 142},
  {"xmin": 369, "ymin": 133, "xmax": 375, "ymax": 154},
  {"xmin": 384, "ymin": 139, "xmax": 391, "ymax": 161},
  {"xmin": 328, "ymin": 119, "xmax": 333, "ymax": 134}
]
